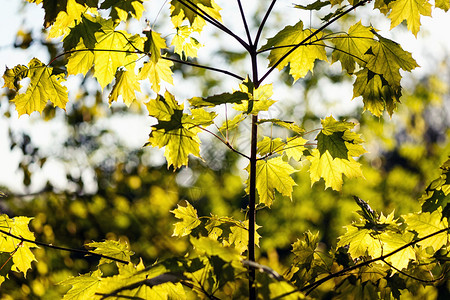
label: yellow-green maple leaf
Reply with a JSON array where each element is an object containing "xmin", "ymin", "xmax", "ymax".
[
  {"xmin": 365, "ymin": 33, "xmax": 419, "ymax": 88},
  {"xmin": 138, "ymin": 57, "xmax": 174, "ymax": 93},
  {"xmin": 11, "ymin": 58, "xmax": 68, "ymax": 116},
  {"xmin": 388, "ymin": 0, "xmax": 432, "ymax": 36},
  {"xmin": 109, "ymin": 69, "xmax": 141, "ymax": 106},
  {"xmin": 338, "ymin": 226, "xmax": 382, "ymax": 259},
  {"xmin": 233, "ymin": 80, "xmax": 276, "ymax": 114},
  {"xmin": 171, "ymin": 201, "xmax": 202, "ymax": 237},
  {"xmin": 60, "ymin": 270, "xmax": 103, "ymax": 300},
  {"xmin": 380, "ymin": 231, "xmax": 416, "ymax": 270},
  {"xmin": 248, "ymin": 156, "xmax": 297, "ymax": 207},
  {"xmin": 146, "ymin": 91, "xmax": 202, "ymax": 169},
  {"xmin": 48, "ymin": 0, "xmax": 91, "ymax": 39},
  {"xmin": 257, "ymin": 137, "xmax": 284, "ymax": 156},
  {"xmin": 100, "ymin": 0, "xmax": 145, "ymax": 22},
  {"xmin": 86, "ymin": 240, "xmax": 134, "ymax": 265},
  {"xmin": 67, "ymin": 42, "xmax": 95, "ymax": 76},
  {"xmin": 284, "ymin": 136, "xmax": 308, "ymax": 161},
  {"xmin": 92, "ymin": 19, "xmax": 138, "ymax": 88},
  {"xmin": 171, "ymin": 18, "xmax": 203, "ymax": 59},
  {"xmin": 170, "ymin": 0, "xmax": 222, "ymax": 31},
  {"xmin": 0, "ymin": 215, "xmax": 37, "ymax": 275},
  {"xmin": 307, "ymin": 116, "xmax": 365, "ymax": 191},
  {"xmin": 403, "ymin": 210, "xmax": 449, "ymax": 251},
  {"xmin": 143, "ymin": 29, "xmax": 167, "ymax": 63},
  {"xmin": 331, "ymin": 21, "xmax": 375, "ymax": 74},
  {"xmin": 260, "ymin": 21, "xmax": 327, "ymax": 81}
]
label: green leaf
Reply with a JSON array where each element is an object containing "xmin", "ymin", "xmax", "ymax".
[
  {"xmin": 171, "ymin": 201, "xmax": 202, "ymax": 237},
  {"xmin": 219, "ymin": 113, "xmax": 246, "ymax": 132},
  {"xmin": 60, "ymin": 270, "xmax": 102, "ymax": 300},
  {"xmin": 403, "ymin": 211, "xmax": 448, "ymax": 251},
  {"xmin": 48, "ymin": 0, "xmax": 92, "ymax": 39},
  {"xmin": 283, "ymin": 137, "xmax": 308, "ymax": 161},
  {"xmin": 292, "ymin": 231, "xmax": 319, "ymax": 267},
  {"xmin": 248, "ymin": 156, "xmax": 297, "ymax": 207},
  {"xmin": 63, "ymin": 14, "xmax": 102, "ymax": 51},
  {"xmin": 10, "ymin": 58, "xmax": 68, "ymax": 116},
  {"xmin": 108, "ymin": 69, "xmax": 141, "ymax": 106},
  {"xmin": 388, "ymin": 0, "xmax": 432, "ymax": 36},
  {"xmin": 189, "ymin": 91, "xmax": 249, "ymax": 108},
  {"xmin": 331, "ymin": 21, "xmax": 375, "ymax": 74},
  {"xmin": 86, "ymin": 240, "xmax": 134, "ymax": 264},
  {"xmin": 260, "ymin": 21, "xmax": 327, "ymax": 81},
  {"xmin": 365, "ymin": 33, "xmax": 419, "ymax": 88},
  {"xmin": 190, "ymin": 236, "xmax": 241, "ymax": 262},
  {"xmin": 307, "ymin": 116, "xmax": 366, "ymax": 191},
  {"xmin": 258, "ymin": 119, "xmax": 305, "ymax": 135},
  {"xmin": 233, "ymin": 81, "xmax": 276, "ymax": 114},
  {"xmin": 145, "ymin": 91, "xmax": 202, "ymax": 169},
  {"xmin": 138, "ymin": 56, "xmax": 174, "ymax": 94},
  {"xmin": 170, "ymin": 0, "xmax": 221, "ymax": 28},
  {"xmin": 353, "ymin": 68, "xmax": 401, "ymax": 116},
  {"xmin": 294, "ymin": 1, "xmax": 331, "ymax": 10}
]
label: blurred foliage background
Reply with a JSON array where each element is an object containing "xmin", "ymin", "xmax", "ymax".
[{"xmin": 1, "ymin": 1, "xmax": 450, "ymax": 299}]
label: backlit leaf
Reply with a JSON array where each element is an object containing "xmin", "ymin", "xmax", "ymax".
[
  {"xmin": 171, "ymin": 201, "xmax": 201, "ymax": 237},
  {"xmin": 86, "ymin": 240, "xmax": 134, "ymax": 264},
  {"xmin": 388, "ymin": 0, "xmax": 432, "ymax": 36},
  {"xmin": 100, "ymin": 0, "xmax": 145, "ymax": 22},
  {"xmin": 403, "ymin": 211, "xmax": 448, "ymax": 251},
  {"xmin": 436, "ymin": 0, "xmax": 450, "ymax": 11},
  {"xmin": 248, "ymin": 156, "xmax": 297, "ymax": 207},
  {"xmin": 109, "ymin": 69, "xmax": 141, "ymax": 106},
  {"xmin": 260, "ymin": 21, "xmax": 327, "ymax": 81},
  {"xmin": 138, "ymin": 57, "xmax": 174, "ymax": 94},
  {"xmin": 11, "ymin": 58, "xmax": 68, "ymax": 116},
  {"xmin": 60, "ymin": 270, "xmax": 102, "ymax": 300},
  {"xmin": 48, "ymin": 0, "xmax": 91, "ymax": 39},
  {"xmin": 380, "ymin": 231, "xmax": 416, "ymax": 270},
  {"xmin": 189, "ymin": 91, "xmax": 248, "ymax": 108}
]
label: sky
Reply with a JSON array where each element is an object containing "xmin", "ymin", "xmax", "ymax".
[{"xmin": 0, "ymin": 1, "xmax": 449, "ymax": 193}]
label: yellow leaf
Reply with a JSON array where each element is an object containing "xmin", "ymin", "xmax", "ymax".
[
  {"xmin": 436, "ymin": 0, "xmax": 450, "ymax": 11},
  {"xmin": 380, "ymin": 231, "xmax": 416, "ymax": 270},
  {"xmin": 48, "ymin": 0, "xmax": 92, "ymax": 39},
  {"xmin": 12, "ymin": 58, "xmax": 68, "ymax": 116},
  {"xmin": 138, "ymin": 57, "xmax": 174, "ymax": 93},
  {"xmin": 338, "ymin": 226, "xmax": 382, "ymax": 259},
  {"xmin": 67, "ymin": 42, "xmax": 95, "ymax": 76},
  {"xmin": 388, "ymin": 0, "xmax": 432, "ymax": 36},
  {"xmin": 171, "ymin": 201, "xmax": 202, "ymax": 237},
  {"xmin": 109, "ymin": 69, "xmax": 141, "ymax": 106},
  {"xmin": 260, "ymin": 21, "xmax": 327, "ymax": 81},
  {"xmin": 403, "ymin": 211, "xmax": 449, "ymax": 251}
]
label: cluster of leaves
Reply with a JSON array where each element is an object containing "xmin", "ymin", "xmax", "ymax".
[{"xmin": 1, "ymin": 0, "xmax": 450, "ymax": 299}]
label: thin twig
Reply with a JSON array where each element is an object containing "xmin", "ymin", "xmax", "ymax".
[
  {"xmin": 0, "ymin": 228, "xmax": 129, "ymax": 264},
  {"xmin": 254, "ymin": 0, "xmax": 277, "ymax": 48},
  {"xmin": 237, "ymin": 0, "xmax": 252, "ymax": 46},
  {"xmin": 257, "ymin": 0, "xmax": 371, "ymax": 86},
  {"xmin": 197, "ymin": 126, "xmax": 250, "ymax": 160}
]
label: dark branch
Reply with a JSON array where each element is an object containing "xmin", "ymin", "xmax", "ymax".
[{"xmin": 0, "ymin": 228, "xmax": 129, "ymax": 264}]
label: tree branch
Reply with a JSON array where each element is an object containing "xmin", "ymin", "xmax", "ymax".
[
  {"xmin": 257, "ymin": 0, "xmax": 371, "ymax": 86},
  {"xmin": 0, "ymin": 228, "xmax": 129, "ymax": 265},
  {"xmin": 254, "ymin": 0, "xmax": 277, "ymax": 48},
  {"xmin": 236, "ymin": 0, "xmax": 253, "ymax": 46}
]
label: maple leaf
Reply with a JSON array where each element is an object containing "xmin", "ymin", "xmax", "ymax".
[
  {"xmin": 283, "ymin": 136, "xmax": 308, "ymax": 161},
  {"xmin": 48, "ymin": 0, "xmax": 92, "ymax": 39},
  {"xmin": 146, "ymin": 91, "xmax": 202, "ymax": 169},
  {"xmin": 189, "ymin": 91, "xmax": 248, "ymax": 107},
  {"xmin": 388, "ymin": 0, "xmax": 432, "ymax": 36},
  {"xmin": 260, "ymin": 21, "xmax": 327, "ymax": 81},
  {"xmin": 331, "ymin": 21, "xmax": 375, "ymax": 74},
  {"xmin": 233, "ymin": 80, "xmax": 276, "ymax": 114},
  {"xmin": 59, "ymin": 270, "xmax": 102, "ymax": 300},
  {"xmin": 247, "ymin": 156, "xmax": 297, "ymax": 207},
  {"xmin": 100, "ymin": 0, "xmax": 145, "ymax": 22},
  {"xmin": 170, "ymin": 17, "xmax": 203, "ymax": 59},
  {"xmin": 292, "ymin": 231, "xmax": 319, "ymax": 267},
  {"xmin": 365, "ymin": 33, "xmax": 419, "ymax": 89},
  {"xmin": 109, "ymin": 69, "xmax": 141, "ymax": 106},
  {"xmin": 92, "ymin": 18, "xmax": 139, "ymax": 88},
  {"xmin": 171, "ymin": 201, "xmax": 202, "ymax": 237},
  {"xmin": 257, "ymin": 137, "xmax": 284, "ymax": 156},
  {"xmin": 307, "ymin": 116, "xmax": 366, "ymax": 191},
  {"xmin": 436, "ymin": 0, "xmax": 450, "ymax": 11},
  {"xmin": 403, "ymin": 211, "xmax": 449, "ymax": 251},
  {"xmin": 338, "ymin": 226, "xmax": 382, "ymax": 259},
  {"xmin": 2, "ymin": 64, "xmax": 28, "ymax": 90},
  {"xmin": 143, "ymin": 29, "xmax": 167, "ymax": 63},
  {"xmin": 63, "ymin": 14, "xmax": 102, "ymax": 51},
  {"xmin": 380, "ymin": 231, "xmax": 416, "ymax": 270},
  {"xmin": 10, "ymin": 58, "xmax": 68, "ymax": 116},
  {"xmin": 0, "ymin": 215, "xmax": 37, "ymax": 275},
  {"xmin": 170, "ymin": 0, "xmax": 222, "ymax": 30},
  {"xmin": 86, "ymin": 240, "xmax": 134, "ymax": 265},
  {"xmin": 257, "ymin": 119, "xmax": 305, "ymax": 135},
  {"xmin": 66, "ymin": 42, "xmax": 95, "ymax": 76},
  {"xmin": 353, "ymin": 68, "xmax": 402, "ymax": 116},
  {"xmin": 138, "ymin": 57, "xmax": 174, "ymax": 94}
]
